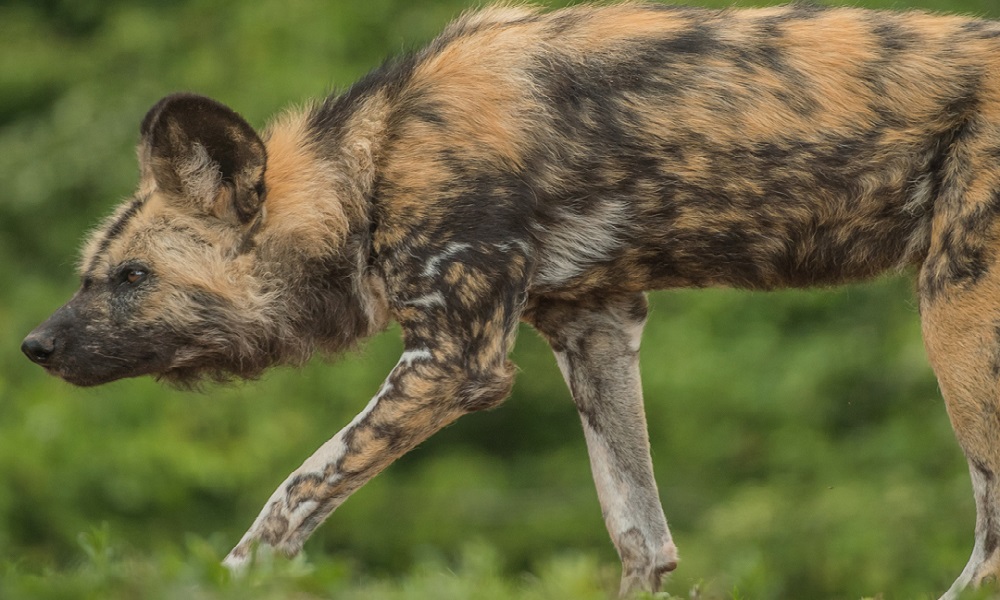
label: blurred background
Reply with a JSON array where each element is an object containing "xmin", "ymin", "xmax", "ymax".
[{"xmin": 2, "ymin": 0, "xmax": 999, "ymax": 598}]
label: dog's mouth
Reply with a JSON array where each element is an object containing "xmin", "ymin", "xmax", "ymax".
[
  {"xmin": 23, "ymin": 328, "xmax": 176, "ymax": 388},
  {"xmin": 39, "ymin": 356, "xmax": 152, "ymax": 387}
]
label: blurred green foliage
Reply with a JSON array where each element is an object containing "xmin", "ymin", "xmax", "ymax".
[{"xmin": 2, "ymin": 0, "xmax": 999, "ymax": 598}]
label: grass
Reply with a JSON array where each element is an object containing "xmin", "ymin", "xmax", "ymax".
[
  {"xmin": 1, "ymin": 526, "xmax": 631, "ymax": 600},
  {"xmin": 7, "ymin": 526, "xmax": 997, "ymax": 600}
]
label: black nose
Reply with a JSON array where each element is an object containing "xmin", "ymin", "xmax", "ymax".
[{"xmin": 21, "ymin": 334, "xmax": 55, "ymax": 365}]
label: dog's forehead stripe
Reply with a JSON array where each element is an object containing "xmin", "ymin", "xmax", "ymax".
[{"xmin": 85, "ymin": 194, "xmax": 150, "ymax": 274}]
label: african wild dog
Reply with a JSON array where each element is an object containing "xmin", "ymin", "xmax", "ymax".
[{"xmin": 19, "ymin": 2, "xmax": 1000, "ymax": 597}]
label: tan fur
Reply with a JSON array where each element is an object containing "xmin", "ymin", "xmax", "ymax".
[{"xmin": 261, "ymin": 109, "xmax": 361, "ymax": 258}]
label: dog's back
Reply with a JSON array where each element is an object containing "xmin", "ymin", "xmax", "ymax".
[{"xmin": 360, "ymin": 4, "xmax": 1000, "ymax": 296}]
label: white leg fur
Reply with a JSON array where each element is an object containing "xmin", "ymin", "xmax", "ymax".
[{"xmin": 534, "ymin": 294, "xmax": 677, "ymax": 596}]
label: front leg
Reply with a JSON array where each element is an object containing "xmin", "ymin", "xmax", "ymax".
[
  {"xmin": 526, "ymin": 293, "xmax": 678, "ymax": 597},
  {"xmin": 225, "ymin": 243, "xmax": 529, "ymax": 568},
  {"xmin": 224, "ymin": 343, "xmax": 517, "ymax": 568},
  {"xmin": 223, "ymin": 351, "xmax": 476, "ymax": 566}
]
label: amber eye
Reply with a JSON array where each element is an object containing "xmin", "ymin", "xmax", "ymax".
[{"xmin": 124, "ymin": 268, "xmax": 147, "ymax": 285}]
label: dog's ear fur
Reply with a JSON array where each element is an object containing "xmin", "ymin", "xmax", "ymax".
[{"xmin": 139, "ymin": 93, "xmax": 267, "ymax": 225}]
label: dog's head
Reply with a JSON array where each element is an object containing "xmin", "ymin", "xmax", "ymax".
[{"xmin": 21, "ymin": 94, "xmax": 284, "ymax": 387}]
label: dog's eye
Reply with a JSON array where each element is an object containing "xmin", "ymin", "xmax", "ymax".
[
  {"xmin": 118, "ymin": 267, "xmax": 148, "ymax": 286},
  {"xmin": 126, "ymin": 269, "xmax": 147, "ymax": 284}
]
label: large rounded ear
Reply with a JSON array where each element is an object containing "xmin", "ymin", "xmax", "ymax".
[{"xmin": 139, "ymin": 93, "xmax": 267, "ymax": 225}]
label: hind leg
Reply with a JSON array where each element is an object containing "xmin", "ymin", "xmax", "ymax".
[
  {"xmin": 920, "ymin": 137, "xmax": 1000, "ymax": 598},
  {"xmin": 922, "ymin": 277, "xmax": 1000, "ymax": 599},
  {"xmin": 526, "ymin": 293, "xmax": 678, "ymax": 597}
]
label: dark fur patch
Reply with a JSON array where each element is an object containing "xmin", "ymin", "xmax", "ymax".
[{"xmin": 85, "ymin": 194, "xmax": 149, "ymax": 274}]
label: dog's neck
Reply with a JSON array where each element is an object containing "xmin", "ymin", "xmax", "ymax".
[
  {"xmin": 252, "ymin": 99, "xmax": 391, "ymax": 356},
  {"xmin": 259, "ymin": 106, "xmax": 373, "ymax": 257}
]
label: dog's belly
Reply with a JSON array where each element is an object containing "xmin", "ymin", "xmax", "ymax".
[{"xmin": 528, "ymin": 156, "xmax": 935, "ymax": 296}]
